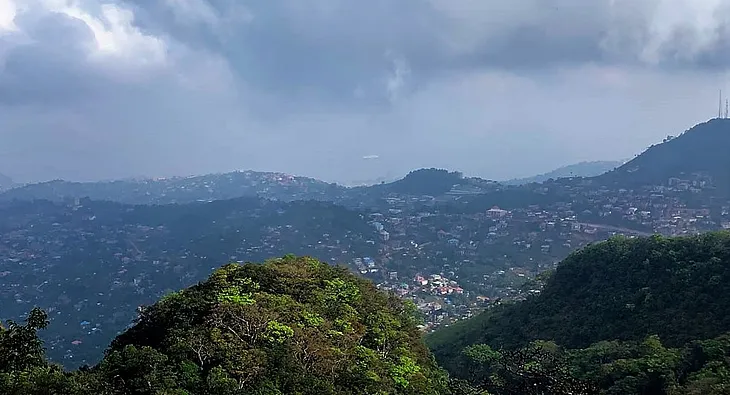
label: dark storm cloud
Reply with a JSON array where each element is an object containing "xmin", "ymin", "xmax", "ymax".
[
  {"xmin": 0, "ymin": 12, "xmax": 102, "ymax": 106},
  {"xmin": 115, "ymin": 0, "xmax": 730, "ymax": 101},
  {"xmin": 1, "ymin": 0, "xmax": 730, "ymax": 183},
  {"xmin": 5, "ymin": 0, "xmax": 730, "ymax": 106}
]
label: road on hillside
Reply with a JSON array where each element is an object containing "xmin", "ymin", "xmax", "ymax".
[{"xmin": 577, "ymin": 222, "xmax": 653, "ymax": 237}]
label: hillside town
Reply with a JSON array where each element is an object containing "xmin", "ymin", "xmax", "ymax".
[
  {"xmin": 355, "ymin": 171, "xmax": 729, "ymax": 331},
  {"xmin": 1, "ymin": 164, "xmax": 729, "ymax": 367}
]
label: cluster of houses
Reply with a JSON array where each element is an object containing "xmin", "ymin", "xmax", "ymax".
[{"xmin": 2, "ymin": 170, "xmax": 730, "ymax": 364}]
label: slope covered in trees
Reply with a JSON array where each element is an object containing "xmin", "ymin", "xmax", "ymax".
[
  {"xmin": 429, "ymin": 232, "xmax": 730, "ymax": 394},
  {"xmin": 1, "ymin": 256, "xmax": 450, "ymax": 394},
  {"xmin": 596, "ymin": 118, "xmax": 730, "ymax": 194},
  {"xmin": 8, "ymin": 245, "xmax": 730, "ymax": 394}
]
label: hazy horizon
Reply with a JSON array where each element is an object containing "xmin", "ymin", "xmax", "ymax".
[
  {"xmin": 0, "ymin": 156, "xmax": 628, "ymax": 186},
  {"xmin": 2, "ymin": 0, "xmax": 729, "ymax": 184}
]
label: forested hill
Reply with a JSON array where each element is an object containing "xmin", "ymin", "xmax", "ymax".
[
  {"xmin": 0, "ymin": 256, "xmax": 450, "ymax": 394},
  {"xmin": 377, "ymin": 168, "xmax": 465, "ymax": 195},
  {"xmin": 6, "ymin": 245, "xmax": 730, "ymax": 394},
  {"xmin": 596, "ymin": 118, "xmax": 730, "ymax": 194},
  {"xmin": 428, "ymin": 232, "xmax": 730, "ymax": 394}
]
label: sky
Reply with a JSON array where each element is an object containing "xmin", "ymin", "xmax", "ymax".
[{"xmin": 1, "ymin": 0, "xmax": 730, "ymax": 185}]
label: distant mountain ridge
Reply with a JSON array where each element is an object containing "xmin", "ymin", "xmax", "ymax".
[
  {"xmin": 503, "ymin": 160, "xmax": 624, "ymax": 185},
  {"xmin": 0, "ymin": 170, "xmax": 346, "ymax": 205},
  {"xmin": 596, "ymin": 118, "xmax": 730, "ymax": 193},
  {"xmin": 4, "ymin": 117, "xmax": 729, "ymax": 204},
  {"xmin": 0, "ymin": 168, "xmax": 501, "ymax": 206}
]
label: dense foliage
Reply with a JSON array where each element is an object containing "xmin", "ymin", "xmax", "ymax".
[
  {"xmin": 100, "ymin": 255, "xmax": 449, "ymax": 394},
  {"xmin": 456, "ymin": 334, "xmax": 730, "ymax": 395},
  {"xmin": 1, "ymin": 256, "xmax": 450, "ymax": 394},
  {"xmin": 6, "ymin": 235, "xmax": 730, "ymax": 394},
  {"xmin": 429, "ymin": 232, "xmax": 730, "ymax": 393}
]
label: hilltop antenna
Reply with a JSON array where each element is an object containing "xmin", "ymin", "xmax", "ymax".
[{"xmin": 719, "ymin": 89, "xmax": 724, "ymax": 118}]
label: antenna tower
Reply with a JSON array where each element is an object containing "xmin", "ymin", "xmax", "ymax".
[
  {"xmin": 720, "ymin": 89, "xmax": 724, "ymax": 119},
  {"xmin": 725, "ymin": 99, "xmax": 728, "ymax": 119}
]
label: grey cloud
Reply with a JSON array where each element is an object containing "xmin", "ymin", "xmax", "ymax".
[
  {"xmin": 1, "ymin": 0, "xmax": 730, "ymax": 184},
  {"xmin": 118, "ymin": 0, "xmax": 730, "ymax": 102},
  {"xmin": 0, "ymin": 13, "xmax": 102, "ymax": 106},
  {"xmin": 6, "ymin": 0, "xmax": 730, "ymax": 107}
]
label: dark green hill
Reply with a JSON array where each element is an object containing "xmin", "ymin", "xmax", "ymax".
[
  {"xmin": 352, "ymin": 168, "xmax": 465, "ymax": 197},
  {"xmin": 429, "ymin": 232, "xmax": 730, "ymax": 373},
  {"xmin": 100, "ymin": 256, "xmax": 448, "ymax": 394},
  {"xmin": 596, "ymin": 118, "xmax": 730, "ymax": 193},
  {"xmin": 386, "ymin": 169, "xmax": 464, "ymax": 195},
  {"xmin": 1, "ymin": 256, "xmax": 450, "ymax": 394},
  {"xmin": 361, "ymin": 168, "xmax": 499, "ymax": 197}
]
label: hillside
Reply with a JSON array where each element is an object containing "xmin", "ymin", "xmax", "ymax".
[
  {"xmin": 597, "ymin": 118, "xmax": 730, "ymax": 193},
  {"xmin": 385, "ymin": 168, "xmax": 464, "ymax": 195},
  {"xmin": 0, "ymin": 168, "xmax": 502, "ymax": 208},
  {"xmin": 361, "ymin": 168, "xmax": 500, "ymax": 197},
  {"xmin": 503, "ymin": 160, "xmax": 623, "ymax": 185},
  {"xmin": 1, "ymin": 256, "xmax": 450, "ymax": 394},
  {"xmin": 0, "ymin": 197, "xmax": 378, "ymax": 367},
  {"xmin": 102, "ymin": 256, "xmax": 449, "ymax": 394},
  {"xmin": 0, "ymin": 170, "xmax": 346, "ymax": 205},
  {"xmin": 428, "ymin": 232, "xmax": 730, "ymax": 393}
]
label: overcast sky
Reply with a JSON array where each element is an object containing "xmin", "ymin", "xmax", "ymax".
[{"xmin": 1, "ymin": 0, "xmax": 729, "ymax": 184}]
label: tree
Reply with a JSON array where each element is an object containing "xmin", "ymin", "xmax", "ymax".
[
  {"xmin": 463, "ymin": 342, "xmax": 599, "ymax": 395},
  {"xmin": 0, "ymin": 308, "xmax": 49, "ymax": 373}
]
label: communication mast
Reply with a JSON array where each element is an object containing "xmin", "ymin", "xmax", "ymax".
[
  {"xmin": 725, "ymin": 99, "xmax": 728, "ymax": 119},
  {"xmin": 720, "ymin": 89, "xmax": 724, "ymax": 119}
]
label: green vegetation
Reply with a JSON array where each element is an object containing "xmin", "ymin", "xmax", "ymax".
[
  {"xmin": 7, "ymin": 233, "xmax": 730, "ymax": 394},
  {"xmin": 429, "ymin": 232, "xmax": 730, "ymax": 394},
  {"xmin": 1, "ymin": 256, "xmax": 449, "ymax": 394},
  {"xmin": 451, "ymin": 335, "xmax": 730, "ymax": 394}
]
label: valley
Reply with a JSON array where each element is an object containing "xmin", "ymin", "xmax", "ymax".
[{"xmin": 2, "ymin": 119, "xmax": 730, "ymax": 369}]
